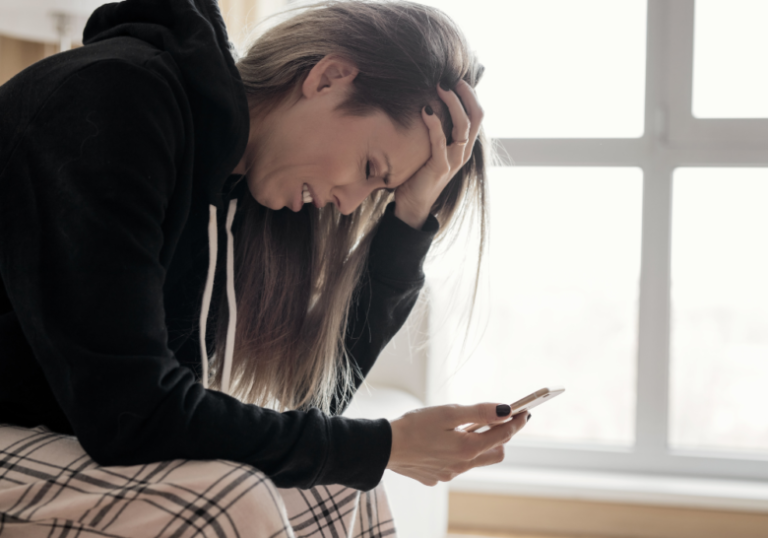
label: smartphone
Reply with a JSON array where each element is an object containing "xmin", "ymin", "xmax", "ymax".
[{"xmin": 462, "ymin": 386, "xmax": 565, "ymax": 433}]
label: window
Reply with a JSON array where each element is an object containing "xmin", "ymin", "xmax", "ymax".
[
  {"xmin": 417, "ymin": 0, "xmax": 647, "ymax": 138},
  {"xmin": 434, "ymin": 167, "xmax": 642, "ymax": 448},
  {"xmin": 425, "ymin": 0, "xmax": 768, "ymax": 482},
  {"xmin": 692, "ymin": 0, "xmax": 768, "ymax": 118},
  {"xmin": 671, "ymin": 168, "xmax": 768, "ymax": 454}
]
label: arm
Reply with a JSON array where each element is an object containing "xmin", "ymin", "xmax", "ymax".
[{"xmin": 0, "ymin": 60, "xmax": 387, "ymax": 490}]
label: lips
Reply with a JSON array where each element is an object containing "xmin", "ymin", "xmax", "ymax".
[{"xmin": 292, "ymin": 185, "xmax": 303, "ymax": 212}]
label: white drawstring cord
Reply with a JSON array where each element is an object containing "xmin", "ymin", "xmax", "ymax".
[
  {"xmin": 220, "ymin": 198, "xmax": 238, "ymax": 394},
  {"xmin": 198, "ymin": 199, "xmax": 239, "ymax": 393},
  {"xmin": 199, "ymin": 204, "xmax": 218, "ymax": 389}
]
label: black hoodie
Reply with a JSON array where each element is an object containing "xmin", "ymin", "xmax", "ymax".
[{"xmin": 0, "ymin": 0, "xmax": 438, "ymax": 490}]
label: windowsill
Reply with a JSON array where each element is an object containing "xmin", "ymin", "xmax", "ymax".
[{"xmin": 450, "ymin": 465, "xmax": 768, "ymax": 513}]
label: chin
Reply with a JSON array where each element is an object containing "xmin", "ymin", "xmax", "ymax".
[
  {"xmin": 251, "ymin": 190, "xmax": 278, "ymax": 210},
  {"xmin": 250, "ymin": 196, "xmax": 275, "ymax": 211}
]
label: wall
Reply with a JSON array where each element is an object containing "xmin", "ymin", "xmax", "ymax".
[
  {"xmin": 217, "ymin": 0, "xmax": 286, "ymax": 51},
  {"xmin": 0, "ymin": 35, "xmax": 57, "ymax": 85}
]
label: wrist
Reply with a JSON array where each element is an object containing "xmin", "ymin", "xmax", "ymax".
[
  {"xmin": 393, "ymin": 203, "xmax": 429, "ymax": 230},
  {"xmin": 386, "ymin": 417, "xmax": 404, "ymax": 470}
]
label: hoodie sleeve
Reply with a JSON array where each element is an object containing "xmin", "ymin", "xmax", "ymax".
[{"xmin": 0, "ymin": 59, "xmax": 390, "ymax": 491}]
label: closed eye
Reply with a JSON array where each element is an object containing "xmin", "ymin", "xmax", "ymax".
[{"xmin": 367, "ymin": 158, "xmax": 394, "ymax": 193}]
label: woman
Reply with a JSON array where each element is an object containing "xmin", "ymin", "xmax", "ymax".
[{"xmin": 0, "ymin": 0, "xmax": 529, "ymax": 534}]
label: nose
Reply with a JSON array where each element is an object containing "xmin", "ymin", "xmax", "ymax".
[{"xmin": 331, "ymin": 181, "xmax": 379, "ymax": 215}]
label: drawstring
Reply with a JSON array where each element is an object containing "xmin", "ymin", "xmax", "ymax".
[
  {"xmin": 221, "ymin": 198, "xmax": 238, "ymax": 393},
  {"xmin": 199, "ymin": 206, "xmax": 218, "ymax": 389},
  {"xmin": 199, "ymin": 199, "xmax": 239, "ymax": 393}
]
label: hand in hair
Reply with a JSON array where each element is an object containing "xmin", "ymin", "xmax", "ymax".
[
  {"xmin": 386, "ymin": 403, "xmax": 528, "ymax": 486},
  {"xmin": 393, "ymin": 79, "xmax": 484, "ymax": 229}
]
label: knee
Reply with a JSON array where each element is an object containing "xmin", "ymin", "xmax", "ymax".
[
  {"xmin": 159, "ymin": 460, "xmax": 286, "ymax": 533},
  {"xmin": 171, "ymin": 459, "xmax": 273, "ymax": 496}
]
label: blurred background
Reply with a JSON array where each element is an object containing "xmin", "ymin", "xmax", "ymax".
[{"xmin": 2, "ymin": 0, "xmax": 767, "ymax": 537}]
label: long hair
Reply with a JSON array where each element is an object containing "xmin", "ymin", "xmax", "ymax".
[{"xmin": 210, "ymin": 0, "xmax": 488, "ymax": 414}]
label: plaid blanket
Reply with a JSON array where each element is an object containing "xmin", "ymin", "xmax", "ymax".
[{"xmin": 0, "ymin": 424, "xmax": 397, "ymax": 538}]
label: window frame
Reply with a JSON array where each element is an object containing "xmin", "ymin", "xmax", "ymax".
[{"xmin": 491, "ymin": 0, "xmax": 768, "ymax": 482}]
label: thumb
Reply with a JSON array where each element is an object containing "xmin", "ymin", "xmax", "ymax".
[{"xmin": 446, "ymin": 402, "xmax": 512, "ymax": 428}]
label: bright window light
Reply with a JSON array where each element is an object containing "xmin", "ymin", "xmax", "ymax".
[
  {"xmin": 428, "ymin": 167, "xmax": 642, "ymax": 447},
  {"xmin": 417, "ymin": 0, "xmax": 647, "ymax": 138},
  {"xmin": 670, "ymin": 168, "xmax": 768, "ymax": 454},
  {"xmin": 692, "ymin": 0, "xmax": 768, "ymax": 118}
]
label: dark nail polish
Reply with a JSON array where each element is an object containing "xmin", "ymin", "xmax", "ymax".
[
  {"xmin": 425, "ymin": 105, "xmax": 434, "ymax": 115},
  {"xmin": 496, "ymin": 404, "xmax": 511, "ymax": 417},
  {"xmin": 439, "ymin": 82, "xmax": 450, "ymax": 91},
  {"xmin": 527, "ymin": 413, "xmax": 532, "ymax": 422}
]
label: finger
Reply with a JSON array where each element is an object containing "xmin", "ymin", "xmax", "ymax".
[
  {"xmin": 475, "ymin": 411, "xmax": 528, "ymax": 433},
  {"xmin": 466, "ymin": 412, "xmax": 526, "ymax": 453},
  {"xmin": 469, "ymin": 445, "xmax": 505, "ymax": 469},
  {"xmin": 453, "ymin": 80, "xmax": 484, "ymax": 163},
  {"xmin": 421, "ymin": 106, "xmax": 450, "ymax": 176},
  {"xmin": 463, "ymin": 421, "xmax": 503, "ymax": 433},
  {"xmin": 462, "ymin": 422, "xmax": 486, "ymax": 433},
  {"xmin": 444, "ymin": 402, "xmax": 515, "ymax": 429},
  {"xmin": 463, "ymin": 409, "xmax": 529, "ymax": 432},
  {"xmin": 436, "ymin": 84, "xmax": 471, "ymax": 163}
]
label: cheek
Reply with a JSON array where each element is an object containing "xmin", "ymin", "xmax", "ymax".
[
  {"xmin": 412, "ymin": 135, "xmax": 432, "ymax": 169},
  {"xmin": 307, "ymin": 153, "xmax": 355, "ymax": 189},
  {"xmin": 245, "ymin": 171, "xmax": 272, "ymax": 208},
  {"xmin": 260, "ymin": 120, "xmax": 363, "ymax": 193}
]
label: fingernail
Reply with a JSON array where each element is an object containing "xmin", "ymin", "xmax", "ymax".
[
  {"xmin": 425, "ymin": 105, "xmax": 434, "ymax": 115},
  {"xmin": 496, "ymin": 404, "xmax": 511, "ymax": 417},
  {"xmin": 527, "ymin": 413, "xmax": 532, "ymax": 422},
  {"xmin": 439, "ymin": 82, "xmax": 450, "ymax": 91}
]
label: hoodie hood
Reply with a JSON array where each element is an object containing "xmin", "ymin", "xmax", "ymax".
[{"xmin": 83, "ymin": 0, "xmax": 250, "ymax": 207}]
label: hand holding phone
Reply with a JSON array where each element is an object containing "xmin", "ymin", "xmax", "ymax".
[{"xmin": 461, "ymin": 385, "xmax": 565, "ymax": 433}]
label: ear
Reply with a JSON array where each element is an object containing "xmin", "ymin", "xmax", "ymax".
[{"xmin": 301, "ymin": 55, "xmax": 359, "ymax": 99}]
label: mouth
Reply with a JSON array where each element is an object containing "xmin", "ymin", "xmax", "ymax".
[
  {"xmin": 303, "ymin": 183, "xmax": 322, "ymax": 209},
  {"xmin": 292, "ymin": 186, "xmax": 303, "ymax": 212}
]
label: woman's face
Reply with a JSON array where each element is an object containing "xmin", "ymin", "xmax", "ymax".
[{"xmin": 235, "ymin": 57, "xmax": 431, "ymax": 215}]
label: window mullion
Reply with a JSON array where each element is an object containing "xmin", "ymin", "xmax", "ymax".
[
  {"xmin": 633, "ymin": 0, "xmax": 675, "ymax": 457},
  {"xmin": 664, "ymin": 0, "xmax": 696, "ymax": 144},
  {"xmin": 634, "ymin": 163, "xmax": 673, "ymax": 457}
]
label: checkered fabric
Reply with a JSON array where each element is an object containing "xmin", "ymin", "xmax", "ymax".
[{"xmin": 0, "ymin": 424, "xmax": 397, "ymax": 538}]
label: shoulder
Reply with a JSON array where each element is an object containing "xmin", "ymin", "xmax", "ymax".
[
  {"xmin": 3, "ymin": 36, "xmax": 184, "ymax": 103},
  {"xmin": 2, "ymin": 36, "xmax": 188, "ymax": 142},
  {"xmin": 48, "ymin": 38, "xmax": 186, "ymax": 122},
  {"xmin": 0, "ymin": 38, "xmax": 188, "ymax": 173}
]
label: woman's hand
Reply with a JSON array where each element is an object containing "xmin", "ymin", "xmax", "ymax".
[
  {"xmin": 386, "ymin": 403, "xmax": 528, "ymax": 486},
  {"xmin": 393, "ymin": 80, "xmax": 484, "ymax": 229}
]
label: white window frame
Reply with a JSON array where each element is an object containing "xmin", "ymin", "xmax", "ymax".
[{"xmin": 492, "ymin": 0, "xmax": 768, "ymax": 482}]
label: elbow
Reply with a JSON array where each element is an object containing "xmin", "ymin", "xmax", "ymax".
[{"xmin": 74, "ymin": 412, "xmax": 151, "ymax": 467}]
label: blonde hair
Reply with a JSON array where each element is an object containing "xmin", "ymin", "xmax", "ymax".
[{"xmin": 210, "ymin": 0, "xmax": 488, "ymax": 414}]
